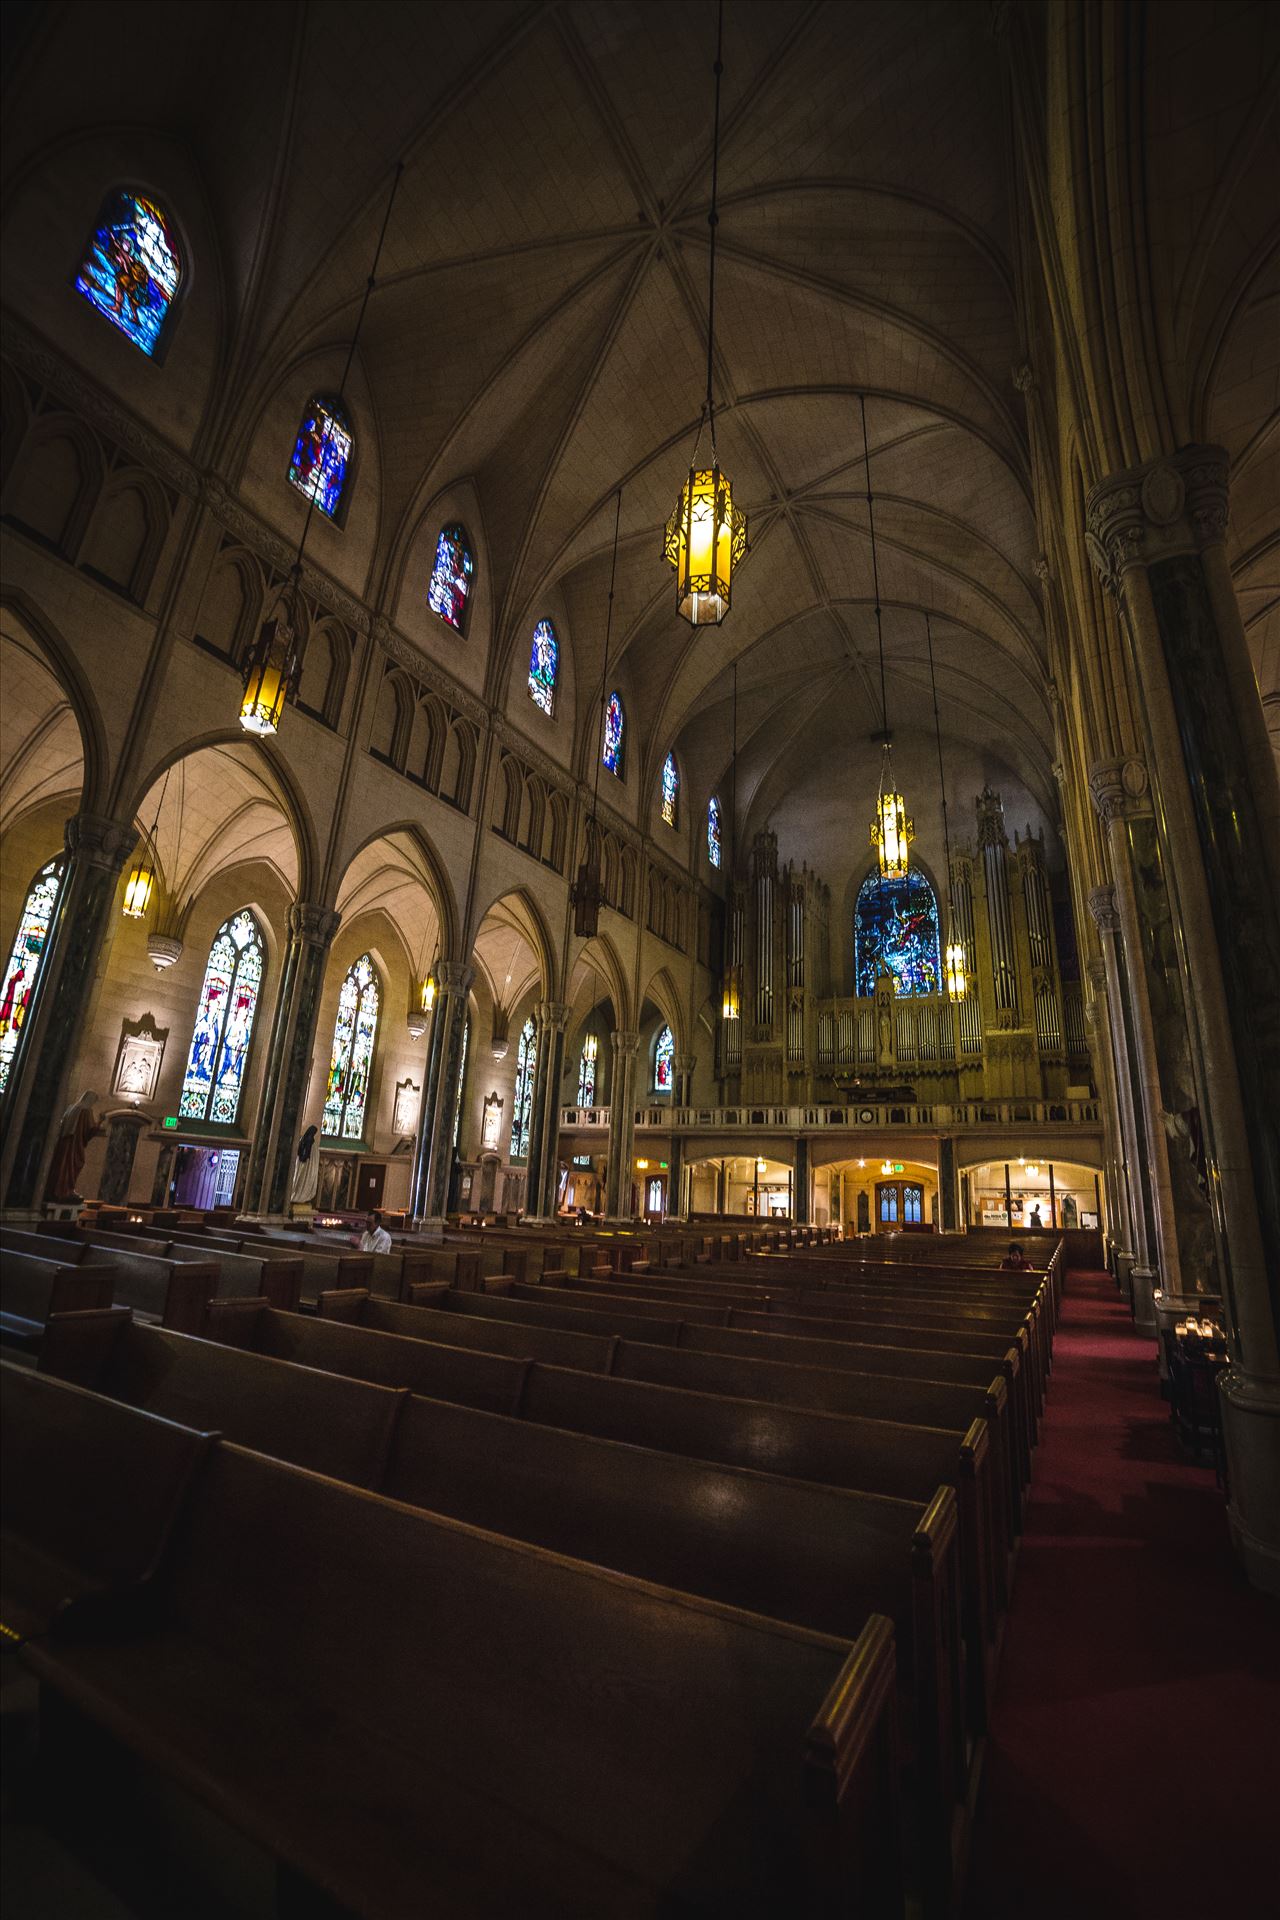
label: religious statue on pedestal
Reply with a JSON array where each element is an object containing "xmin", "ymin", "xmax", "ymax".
[
  {"xmin": 46, "ymin": 1090, "xmax": 101, "ymax": 1201},
  {"xmin": 289, "ymin": 1124, "xmax": 320, "ymax": 1208}
]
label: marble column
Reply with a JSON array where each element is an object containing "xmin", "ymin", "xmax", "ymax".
[
  {"xmin": 526, "ymin": 1000, "xmax": 568, "ymax": 1221},
  {"xmin": 1089, "ymin": 758, "xmax": 1185, "ymax": 1295},
  {"xmin": 604, "ymin": 1029, "xmax": 639, "ymax": 1219},
  {"xmin": 938, "ymin": 1135, "xmax": 960, "ymax": 1233},
  {"xmin": 410, "ymin": 963, "xmax": 473, "ymax": 1224},
  {"xmin": 2, "ymin": 812, "xmax": 137, "ymax": 1209},
  {"xmin": 1087, "ymin": 445, "xmax": 1280, "ymax": 1594},
  {"xmin": 665, "ymin": 1133, "xmax": 685, "ymax": 1219},
  {"xmin": 243, "ymin": 902, "xmax": 341, "ymax": 1216},
  {"xmin": 1087, "ymin": 886, "xmax": 1155, "ymax": 1272},
  {"xmin": 1084, "ymin": 958, "xmax": 1130, "ymax": 1258},
  {"xmin": 793, "ymin": 1135, "xmax": 811, "ymax": 1224}
]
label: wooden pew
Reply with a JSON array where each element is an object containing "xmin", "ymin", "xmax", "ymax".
[
  {"xmin": 17, "ymin": 1387, "xmax": 906, "ymax": 1918},
  {"xmin": 1, "ymin": 1359, "xmax": 212, "ymax": 1640},
  {"xmin": 25, "ymin": 1224, "xmax": 299, "ymax": 1315},
  {"xmin": 0, "ymin": 1251, "xmax": 113, "ymax": 1351}
]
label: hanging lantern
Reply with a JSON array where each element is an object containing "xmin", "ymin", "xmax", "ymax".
[
  {"xmin": 407, "ymin": 969, "xmax": 436, "ymax": 1039},
  {"xmin": 871, "ymin": 762, "xmax": 913, "ymax": 879},
  {"xmin": 945, "ymin": 931, "xmax": 966, "ymax": 1002},
  {"xmin": 583, "ymin": 1032, "xmax": 598, "ymax": 1063},
  {"xmin": 122, "ymin": 852, "xmax": 156, "ymax": 919},
  {"xmin": 664, "ymin": 462, "xmax": 747, "ymax": 627},
  {"xmin": 240, "ymin": 602, "xmax": 299, "ymax": 737}
]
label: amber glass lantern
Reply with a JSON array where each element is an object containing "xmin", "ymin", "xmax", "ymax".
[
  {"xmin": 122, "ymin": 853, "xmax": 156, "ymax": 919},
  {"xmin": 240, "ymin": 603, "xmax": 299, "ymax": 737},
  {"xmin": 870, "ymin": 757, "xmax": 913, "ymax": 879},
  {"xmin": 945, "ymin": 923, "xmax": 966, "ymax": 1001},
  {"xmin": 664, "ymin": 463, "xmax": 747, "ymax": 627},
  {"xmin": 721, "ymin": 968, "xmax": 740, "ymax": 1022}
]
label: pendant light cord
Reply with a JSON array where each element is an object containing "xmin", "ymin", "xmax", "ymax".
[
  {"xmin": 925, "ymin": 613, "xmax": 954, "ymax": 909},
  {"xmin": 859, "ymin": 393, "xmax": 888, "ymax": 744},
  {"xmin": 705, "ymin": 0, "xmax": 725, "ymax": 452}
]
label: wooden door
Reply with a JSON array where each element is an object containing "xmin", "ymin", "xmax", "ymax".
[{"xmin": 355, "ymin": 1162, "xmax": 386, "ymax": 1211}]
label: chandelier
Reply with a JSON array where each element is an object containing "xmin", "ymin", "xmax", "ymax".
[
  {"xmin": 664, "ymin": 1, "xmax": 746, "ymax": 627},
  {"xmin": 240, "ymin": 162, "xmax": 403, "ymax": 736},
  {"xmin": 859, "ymin": 393, "xmax": 912, "ymax": 878},
  {"xmin": 122, "ymin": 761, "xmax": 172, "ymax": 920},
  {"xmin": 926, "ymin": 611, "xmax": 966, "ymax": 1001},
  {"xmin": 408, "ymin": 946, "xmax": 437, "ymax": 1038}
]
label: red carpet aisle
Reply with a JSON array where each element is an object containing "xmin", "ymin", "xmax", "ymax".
[{"xmin": 964, "ymin": 1271, "xmax": 1278, "ymax": 1919}]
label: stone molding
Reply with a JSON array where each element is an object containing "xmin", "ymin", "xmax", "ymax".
[
  {"xmin": 1085, "ymin": 445, "xmax": 1230, "ymax": 594},
  {"xmin": 63, "ymin": 812, "xmax": 138, "ymax": 872},
  {"xmin": 1087, "ymin": 884, "xmax": 1121, "ymax": 934},
  {"xmin": 435, "ymin": 961, "xmax": 475, "ymax": 998},
  {"xmin": 535, "ymin": 1000, "xmax": 570, "ymax": 1032},
  {"xmin": 1085, "ymin": 957, "xmax": 1107, "ymax": 991},
  {"xmin": 1088, "ymin": 756, "xmax": 1152, "ymax": 824},
  {"xmin": 610, "ymin": 1030, "xmax": 640, "ymax": 1056},
  {"xmin": 287, "ymin": 902, "xmax": 341, "ymax": 948}
]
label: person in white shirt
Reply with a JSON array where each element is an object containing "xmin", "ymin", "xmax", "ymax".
[{"xmin": 354, "ymin": 1209, "xmax": 393, "ymax": 1254}]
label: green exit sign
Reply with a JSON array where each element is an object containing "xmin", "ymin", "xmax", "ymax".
[
  {"xmin": 163, "ymin": 1115, "xmax": 179, "ymax": 1129},
  {"xmin": 659, "ymin": 1161, "xmax": 669, "ymax": 1170},
  {"xmin": 894, "ymin": 1162, "xmax": 904, "ymax": 1173}
]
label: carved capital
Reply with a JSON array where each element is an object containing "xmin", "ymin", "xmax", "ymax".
[
  {"xmin": 1011, "ymin": 362, "xmax": 1035, "ymax": 393},
  {"xmin": 535, "ymin": 999, "xmax": 570, "ymax": 1032},
  {"xmin": 435, "ymin": 961, "xmax": 475, "ymax": 998},
  {"xmin": 1085, "ymin": 957, "xmax": 1107, "ymax": 991},
  {"xmin": 610, "ymin": 1029, "xmax": 640, "ymax": 1057},
  {"xmin": 1033, "ymin": 552, "xmax": 1051, "ymax": 583},
  {"xmin": 1086, "ymin": 445, "xmax": 1231, "ymax": 592},
  {"xmin": 673, "ymin": 1053, "xmax": 697, "ymax": 1075},
  {"xmin": 1087, "ymin": 756, "xmax": 1151, "ymax": 825},
  {"xmin": 64, "ymin": 812, "xmax": 138, "ymax": 872},
  {"xmin": 288, "ymin": 902, "xmax": 341, "ymax": 948},
  {"xmin": 1087, "ymin": 884, "xmax": 1121, "ymax": 934}
]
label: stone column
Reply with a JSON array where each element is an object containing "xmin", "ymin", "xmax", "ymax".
[
  {"xmin": 526, "ymin": 1000, "xmax": 568, "ymax": 1221},
  {"xmin": 938, "ymin": 1135, "xmax": 960, "ymax": 1233},
  {"xmin": 603, "ymin": 1030, "xmax": 639, "ymax": 1219},
  {"xmin": 1084, "ymin": 957, "xmax": 1130, "ymax": 1258},
  {"xmin": 673, "ymin": 1051, "xmax": 697, "ymax": 1107},
  {"xmin": 1088, "ymin": 445, "xmax": 1280, "ymax": 1593},
  {"xmin": 409, "ymin": 962, "xmax": 473, "ymax": 1225},
  {"xmin": 243, "ymin": 902, "xmax": 341, "ymax": 1216},
  {"xmin": 793, "ymin": 1135, "xmax": 811, "ymax": 1224},
  {"xmin": 2, "ymin": 812, "xmax": 137, "ymax": 1209},
  {"xmin": 665, "ymin": 1134, "xmax": 684, "ymax": 1219},
  {"xmin": 1089, "ymin": 758, "xmax": 1185, "ymax": 1295},
  {"xmin": 98, "ymin": 1109, "xmax": 150, "ymax": 1205},
  {"xmin": 1087, "ymin": 885, "xmax": 1155, "ymax": 1272}
]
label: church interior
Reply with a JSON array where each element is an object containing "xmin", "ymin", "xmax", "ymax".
[{"xmin": 1, "ymin": 0, "xmax": 1277, "ymax": 1914}]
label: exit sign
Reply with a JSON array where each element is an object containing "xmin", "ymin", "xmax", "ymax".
[
  {"xmin": 163, "ymin": 1116, "xmax": 179, "ymax": 1129},
  {"xmin": 894, "ymin": 1162, "xmax": 904, "ymax": 1173}
]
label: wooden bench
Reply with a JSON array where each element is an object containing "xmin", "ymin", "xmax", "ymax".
[
  {"xmin": 25, "ymin": 1224, "xmax": 299, "ymax": 1315},
  {"xmin": 17, "ymin": 1386, "xmax": 905, "ymax": 1917},
  {"xmin": 0, "ymin": 1250, "xmax": 114, "ymax": 1350}
]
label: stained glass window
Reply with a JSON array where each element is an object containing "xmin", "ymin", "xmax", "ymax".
[
  {"xmin": 854, "ymin": 871, "xmax": 941, "ymax": 998},
  {"xmin": 510, "ymin": 1016, "xmax": 536, "ymax": 1160},
  {"xmin": 179, "ymin": 910, "xmax": 265, "ymax": 1125},
  {"xmin": 427, "ymin": 523, "xmax": 473, "ymax": 632},
  {"xmin": 322, "ymin": 952, "xmax": 380, "ymax": 1141},
  {"xmin": 577, "ymin": 1039, "xmax": 596, "ymax": 1108},
  {"xmin": 0, "ymin": 858, "xmax": 63, "ymax": 1095},
  {"xmin": 707, "ymin": 795, "xmax": 722, "ymax": 869},
  {"xmin": 288, "ymin": 396, "xmax": 352, "ymax": 519},
  {"xmin": 603, "ymin": 691, "xmax": 624, "ymax": 776},
  {"xmin": 452, "ymin": 1015, "xmax": 470, "ymax": 1149},
  {"xmin": 653, "ymin": 1024, "xmax": 674, "ymax": 1094},
  {"xmin": 661, "ymin": 752, "xmax": 679, "ymax": 828},
  {"xmin": 75, "ymin": 189, "xmax": 181, "ymax": 357},
  {"xmin": 528, "ymin": 619, "xmax": 558, "ymax": 716}
]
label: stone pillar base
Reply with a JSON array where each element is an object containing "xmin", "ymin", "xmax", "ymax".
[
  {"xmin": 406, "ymin": 1217, "xmax": 447, "ymax": 1242},
  {"xmin": 1130, "ymin": 1265, "xmax": 1160, "ymax": 1337},
  {"xmin": 1220, "ymin": 1367, "xmax": 1280, "ymax": 1597}
]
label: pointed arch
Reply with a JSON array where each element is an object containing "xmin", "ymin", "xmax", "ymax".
[
  {"xmin": 427, "ymin": 522, "xmax": 474, "ymax": 633},
  {"xmin": 652, "ymin": 1022, "xmax": 675, "ymax": 1095},
  {"xmin": 707, "ymin": 794, "xmax": 723, "ymax": 868},
  {"xmin": 287, "ymin": 394, "xmax": 352, "ymax": 520},
  {"xmin": 853, "ymin": 868, "xmax": 941, "ymax": 997},
  {"xmin": 322, "ymin": 951, "xmax": 381, "ymax": 1141},
  {"xmin": 0, "ymin": 855, "xmax": 64, "ymax": 1095},
  {"xmin": 509, "ymin": 1015, "xmax": 537, "ymax": 1161},
  {"xmin": 603, "ymin": 690, "xmax": 624, "ymax": 775},
  {"xmin": 335, "ymin": 820, "xmax": 460, "ymax": 970},
  {"xmin": 660, "ymin": 750, "xmax": 679, "ymax": 828},
  {"xmin": 178, "ymin": 907, "xmax": 266, "ymax": 1125},
  {"xmin": 528, "ymin": 618, "xmax": 558, "ymax": 716},
  {"xmin": 75, "ymin": 187, "xmax": 182, "ymax": 357}
]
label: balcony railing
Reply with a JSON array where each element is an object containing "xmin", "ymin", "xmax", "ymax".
[{"xmin": 558, "ymin": 1098, "xmax": 1101, "ymax": 1133}]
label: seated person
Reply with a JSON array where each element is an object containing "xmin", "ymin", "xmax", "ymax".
[
  {"xmin": 1001, "ymin": 1242, "xmax": 1032, "ymax": 1271},
  {"xmin": 353, "ymin": 1209, "xmax": 393, "ymax": 1254}
]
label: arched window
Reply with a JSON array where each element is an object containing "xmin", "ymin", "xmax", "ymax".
[
  {"xmin": 528, "ymin": 619, "xmax": 558, "ymax": 716},
  {"xmin": 660, "ymin": 752, "xmax": 679, "ymax": 828},
  {"xmin": 75, "ymin": 189, "xmax": 181, "ymax": 357},
  {"xmin": 288, "ymin": 395, "xmax": 352, "ymax": 519},
  {"xmin": 707, "ymin": 795, "xmax": 722, "ymax": 869},
  {"xmin": 0, "ymin": 857, "xmax": 63, "ymax": 1095},
  {"xmin": 653, "ymin": 1023, "xmax": 674, "ymax": 1094},
  {"xmin": 179, "ymin": 909, "xmax": 266, "ymax": 1125},
  {"xmin": 854, "ymin": 870, "xmax": 941, "ymax": 998},
  {"xmin": 577, "ymin": 1038, "xmax": 596, "ymax": 1108},
  {"xmin": 510, "ymin": 1017, "xmax": 536, "ymax": 1160},
  {"xmin": 603, "ymin": 691, "xmax": 624, "ymax": 776},
  {"xmin": 452, "ymin": 1015, "xmax": 470, "ymax": 1149},
  {"xmin": 427, "ymin": 523, "xmax": 473, "ymax": 633},
  {"xmin": 322, "ymin": 952, "xmax": 380, "ymax": 1141}
]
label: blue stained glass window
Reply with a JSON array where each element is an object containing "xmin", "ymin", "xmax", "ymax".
[
  {"xmin": 428, "ymin": 523, "xmax": 473, "ymax": 632},
  {"xmin": 661, "ymin": 752, "xmax": 679, "ymax": 828},
  {"xmin": 854, "ymin": 871, "xmax": 941, "ymax": 998},
  {"xmin": 322, "ymin": 953, "xmax": 380, "ymax": 1141},
  {"xmin": 707, "ymin": 795, "xmax": 722, "ymax": 868},
  {"xmin": 603, "ymin": 691, "xmax": 624, "ymax": 776},
  {"xmin": 75, "ymin": 189, "xmax": 180, "ymax": 356},
  {"xmin": 288, "ymin": 396, "xmax": 352, "ymax": 519},
  {"xmin": 528, "ymin": 619, "xmax": 558, "ymax": 716},
  {"xmin": 510, "ymin": 1017, "xmax": 536, "ymax": 1160},
  {"xmin": 179, "ymin": 910, "xmax": 265, "ymax": 1125},
  {"xmin": 577, "ymin": 1040, "xmax": 596, "ymax": 1108},
  {"xmin": 0, "ymin": 858, "xmax": 63, "ymax": 1095},
  {"xmin": 653, "ymin": 1024, "xmax": 674, "ymax": 1094}
]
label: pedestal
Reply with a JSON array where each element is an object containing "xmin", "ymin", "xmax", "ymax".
[
  {"xmin": 1220, "ymin": 1370, "xmax": 1280, "ymax": 1599},
  {"xmin": 1130, "ymin": 1264, "xmax": 1159, "ymax": 1338}
]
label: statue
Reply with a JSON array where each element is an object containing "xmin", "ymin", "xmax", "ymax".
[
  {"xmin": 289, "ymin": 1124, "xmax": 320, "ymax": 1207},
  {"xmin": 47, "ymin": 1090, "xmax": 101, "ymax": 1202}
]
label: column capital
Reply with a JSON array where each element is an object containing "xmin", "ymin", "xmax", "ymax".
[
  {"xmin": 435, "ymin": 960, "xmax": 474, "ymax": 998},
  {"xmin": 610, "ymin": 1029, "xmax": 640, "ymax": 1056},
  {"xmin": 1085, "ymin": 956, "xmax": 1108, "ymax": 991},
  {"xmin": 63, "ymin": 811, "xmax": 137, "ymax": 872},
  {"xmin": 535, "ymin": 999, "xmax": 570, "ymax": 1032},
  {"xmin": 673, "ymin": 1053, "xmax": 697, "ymax": 1075},
  {"xmin": 1085, "ymin": 444, "xmax": 1230, "ymax": 594},
  {"xmin": 287, "ymin": 901, "xmax": 341, "ymax": 947},
  {"xmin": 1087, "ymin": 884, "xmax": 1121, "ymax": 934},
  {"xmin": 1088, "ymin": 756, "xmax": 1152, "ymax": 824}
]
